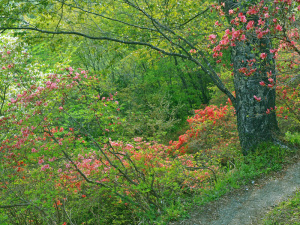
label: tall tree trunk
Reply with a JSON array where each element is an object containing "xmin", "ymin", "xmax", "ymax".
[
  {"xmin": 233, "ymin": 40, "xmax": 279, "ymax": 155},
  {"xmin": 224, "ymin": 0, "xmax": 280, "ymax": 154}
]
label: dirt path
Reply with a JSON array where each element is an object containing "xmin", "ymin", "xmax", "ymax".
[{"xmin": 170, "ymin": 161, "xmax": 300, "ymax": 225}]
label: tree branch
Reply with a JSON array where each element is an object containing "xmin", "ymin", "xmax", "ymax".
[
  {"xmin": 178, "ymin": 7, "xmax": 211, "ymax": 28},
  {"xmin": 0, "ymin": 27, "xmax": 189, "ymax": 59}
]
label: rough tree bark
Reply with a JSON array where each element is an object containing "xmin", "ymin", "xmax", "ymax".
[{"xmin": 224, "ymin": 0, "xmax": 280, "ymax": 155}]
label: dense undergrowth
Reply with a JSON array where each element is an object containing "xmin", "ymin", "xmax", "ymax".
[
  {"xmin": 0, "ymin": 61, "xmax": 299, "ymax": 225},
  {"xmin": 0, "ymin": 60, "xmax": 299, "ymax": 224},
  {"xmin": 1, "ymin": 92, "xmax": 299, "ymax": 224},
  {"xmin": 1, "ymin": 23, "xmax": 300, "ymax": 224}
]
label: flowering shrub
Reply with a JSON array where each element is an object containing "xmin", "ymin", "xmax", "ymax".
[
  {"xmin": 0, "ymin": 57, "xmax": 219, "ymax": 223},
  {"xmin": 169, "ymin": 104, "xmax": 238, "ymax": 154},
  {"xmin": 274, "ymin": 33, "xmax": 300, "ymax": 131}
]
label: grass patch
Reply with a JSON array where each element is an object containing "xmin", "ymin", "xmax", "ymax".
[
  {"xmin": 261, "ymin": 190, "xmax": 300, "ymax": 225},
  {"xmin": 285, "ymin": 132, "xmax": 300, "ymax": 147}
]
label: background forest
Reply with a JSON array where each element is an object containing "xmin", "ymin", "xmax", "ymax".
[{"xmin": 0, "ymin": 0, "xmax": 299, "ymax": 224}]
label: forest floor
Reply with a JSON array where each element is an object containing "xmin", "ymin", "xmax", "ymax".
[{"xmin": 169, "ymin": 155, "xmax": 300, "ymax": 225}]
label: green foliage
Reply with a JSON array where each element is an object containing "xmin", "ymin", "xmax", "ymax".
[
  {"xmin": 27, "ymin": 40, "xmax": 77, "ymax": 73},
  {"xmin": 121, "ymin": 94, "xmax": 182, "ymax": 143},
  {"xmin": 1, "ymin": 0, "xmax": 221, "ymax": 132},
  {"xmin": 0, "ymin": 0, "xmax": 300, "ymax": 223},
  {"xmin": 285, "ymin": 132, "xmax": 300, "ymax": 146}
]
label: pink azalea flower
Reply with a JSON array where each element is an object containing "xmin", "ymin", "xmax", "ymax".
[
  {"xmin": 260, "ymin": 53, "xmax": 267, "ymax": 59},
  {"xmin": 41, "ymin": 164, "xmax": 50, "ymax": 171},
  {"xmin": 239, "ymin": 15, "xmax": 247, "ymax": 23},
  {"xmin": 232, "ymin": 30, "xmax": 240, "ymax": 39},
  {"xmin": 38, "ymin": 159, "xmax": 44, "ymax": 164},
  {"xmin": 253, "ymin": 95, "xmax": 262, "ymax": 102},
  {"xmin": 246, "ymin": 21, "xmax": 254, "ymax": 30},
  {"xmin": 258, "ymin": 18, "xmax": 265, "ymax": 26},
  {"xmin": 189, "ymin": 49, "xmax": 197, "ymax": 53},
  {"xmin": 275, "ymin": 24, "xmax": 283, "ymax": 31},
  {"xmin": 259, "ymin": 81, "xmax": 266, "ymax": 86},
  {"xmin": 134, "ymin": 137, "xmax": 143, "ymax": 142},
  {"xmin": 49, "ymin": 157, "xmax": 56, "ymax": 162},
  {"xmin": 209, "ymin": 34, "xmax": 217, "ymax": 40},
  {"xmin": 50, "ymin": 83, "xmax": 57, "ymax": 89}
]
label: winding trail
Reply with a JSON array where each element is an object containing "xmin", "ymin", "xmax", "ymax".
[{"xmin": 170, "ymin": 160, "xmax": 300, "ymax": 225}]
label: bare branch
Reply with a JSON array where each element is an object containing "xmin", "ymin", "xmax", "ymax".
[
  {"xmin": 178, "ymin": 7, "xmax": 211, "ymax": 28},
  {"xmin": 0, "ymin": 27, "xmax": 189, "ymax": 59}
]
